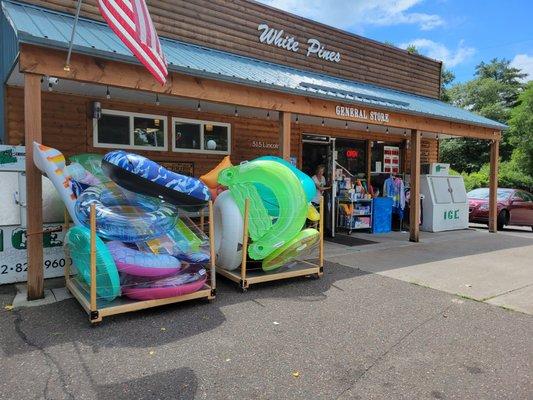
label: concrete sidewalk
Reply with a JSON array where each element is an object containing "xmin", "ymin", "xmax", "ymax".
[{"xmin": 325, "ymin": 227, "xmax": 533, "ymax": 314}]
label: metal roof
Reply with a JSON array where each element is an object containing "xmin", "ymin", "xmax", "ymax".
[{"xmin": 1, "ymin": 0, "xmax": 507, "ymax": 130}]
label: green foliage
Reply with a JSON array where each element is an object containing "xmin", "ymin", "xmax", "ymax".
[
  {"xmin": 405, "ymin": 44, "xmax": 419, "ymax": 55},
  {"xmin": 507, "ymin": 82, "xmax": 533, "ymax": 176}
]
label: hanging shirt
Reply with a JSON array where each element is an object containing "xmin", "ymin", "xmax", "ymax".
[
  {"xmin": 383, "ymin": 177, "xmax": 405, "ymax": 210},
  {"xmin": 312, "ymin": 175, "xmax": 326, "ymax": 204}
]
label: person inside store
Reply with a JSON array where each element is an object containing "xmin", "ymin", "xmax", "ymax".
[{"xmin": 311, "ymin": 164, "xmax": 330, "ymax": 206}]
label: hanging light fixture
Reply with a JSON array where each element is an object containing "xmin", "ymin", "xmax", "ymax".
[
  {"xmin": 234, "ymin": 107, "xmax": 239, "ymax": 117},
  {"xmin": 385, "ymin": 127, "xmax": 389, "ymax": 134},
  {"xmin": 295, "ymin": 114, "xmax": 299, "ymax": 124},
  {"xmin": 197, "ymin": 101, "xmax": 201, "ymax": 112},
  {"xmin": 403, "ymin": 129, "xmax": 407, "ymax": 137},
  {"xmin": 345, "ymin": 121, "xmax": 348, "ymax": 129},
  {"xmin": 155, "ymin": 93, "xmax": 160, "ymax": 106},
  {"xmin": 366, "ymin": 125, "xmax": 369, "ymax": 132},
  {"xmin": 267, "ymin": 111, "xmax": 270, "ymax": 120},
  {"xmin": 321, "ymin": 118, "xmax": 325, "ymax": 127},
  {"xmin": 106, "ymin": 85, "xmax": 111, "ymax": 100}
]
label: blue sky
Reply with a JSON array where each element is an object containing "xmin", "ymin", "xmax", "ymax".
[{"xmin": 257, "ymin": 0, "xmax": 533, "ymax": 84}]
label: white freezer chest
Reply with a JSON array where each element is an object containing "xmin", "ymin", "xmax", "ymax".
[{"xmin": 420, "ymin": 175, "xmax": 469, "ymax": 232}]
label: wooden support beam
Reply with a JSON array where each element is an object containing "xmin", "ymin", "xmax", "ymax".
[
  {"xmin": 488, "ymin": 139, "xmax": 500, "ymax": 233},
  {"xmin": 19, "ymin": 45, "xmax": 500, "ymax": 140},
  {"xmin": 278, "ymin": 111, "xmax": 291, "ymax": 160},
  {"xmin": 409, "ymin": 129, "xmax": 421, "ymax": 242},
  {"xmin": 24, "ymin": 73, "xmax": 44, "ymax": 300},
  {"xmin": 366, "ymin": 140, "xmax": 372, "ymax": 188}
]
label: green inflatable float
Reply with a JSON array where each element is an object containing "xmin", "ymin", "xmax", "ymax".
[{"xmin": 218, "ymin": 160, "xmax": 308, "ymax": 260}]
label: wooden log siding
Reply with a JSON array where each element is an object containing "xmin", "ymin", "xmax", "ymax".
[
  {"xmin": 23, "ymin": 0, "xmax": 442, "ymax": 98},
  {"xmin": 6, "ymin": 88, "xmax": 438, "ymax": 176}
]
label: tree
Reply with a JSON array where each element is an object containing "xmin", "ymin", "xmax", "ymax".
[
  {"xmin": 508, "ymin": 81, "xmax": 533, "ymax": 176},
  {"xmin": 440, "ymin": 58, "xmax": 526, "ymax": 172}
]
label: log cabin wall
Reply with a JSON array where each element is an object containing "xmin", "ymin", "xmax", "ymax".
[
  {"xmin": 23, "ymin": 0, "xmax": 442, "ymax": 98},
  {"xmin": 5, "ymin": 87, "xmax": 437, "ymax": 176}
]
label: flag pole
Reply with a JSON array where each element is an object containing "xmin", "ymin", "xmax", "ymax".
[{"xmin": 64, "ymin": 0, "xmax": 83, "ymax": 71}]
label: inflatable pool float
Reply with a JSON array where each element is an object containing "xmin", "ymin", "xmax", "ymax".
[
  {"xmin": 33, "ymin": 142, "xmax": 81, "ymax": 225},
  {"xmin": 213, "ymin": 190, "xmax": 243, "ymax": 270},
  {"xmin": 176, "ymin": 251, "xmax": 210, "ymax": 265},
  {"xmin": 102, "ymin": 151, "xmax": 210, "ymax": 211},
  {"xmin": 65, "ymin": 226, "xmax": 120, "ymax": 301},
  {"xmin": 107, "ymin": 241, "xmax": 181, "ymax": 278},
  {"xmin": 218, "ymin": 160, "xmax": 307, "ymax": 260},
  {"xmin": 255, "ymin": 156, "xmax": 316, "ymax": 216},
  {"xmin": 307, "ymin": 204, "xmax": 320, "ymax": 221},
  {"xmin": 69, "ymin": 153, "xmax": 110, "ymax": 183},
  {"xmin": 200, "ymin": 156, "xmax": 232, "ymax": 188},
  {"xmin": 75, "ymin": 186, "xmax": 178, "ymax": 242},
  {"xmin": 121, "ymin": 264, "xmax": 207, "ymax": 300},
  {"xmin": 262, "ymin": 228, "xmax": 320, "ymax": 271}
]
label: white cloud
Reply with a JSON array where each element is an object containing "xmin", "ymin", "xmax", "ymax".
[
  {"xmin": 510, "ymin": 54, "xmax": 533, "ymax": 82},
  {"xmin": 258, "ymin": 0, "xmax": 444, "ymax": 31},
  {"xmin": 400, "ymin": 39, "xmax": 475, "ymax": 67}
]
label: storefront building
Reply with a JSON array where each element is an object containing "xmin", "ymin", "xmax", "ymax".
[{"xmin": 0, "ymin": 0, "xmax": 505, "ymax": 298}]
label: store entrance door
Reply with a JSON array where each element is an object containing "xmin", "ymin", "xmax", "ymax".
[{"xmin": 302, "ymin": 134, "xmax": 336, "ymax": 236}]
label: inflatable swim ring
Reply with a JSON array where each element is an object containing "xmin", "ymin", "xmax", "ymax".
[
  {"xmin": 33, "ymin": 142, "xmax": 81, "ymax": 225},
  {"xmin": 255, "ymin": 156, "xmax": 316, "ymax": 216},
  {"xmin": 65, "ymin": 226, "xmax": 120, "ymax": 301},
  {"xmin": 213, "ymin": 190, "xmax": 243, "ymax": 270},
  {"xmin": 121, "ymin": 264, "xmax": 207, "ymax": 300},
  {"xmin": 307, "ymin": 204, "xmax": 320, "ymax": 222},
  {"xmin": 218, "ymin": 160, "xmax": 307, "ymax": 260},
  {"xmin": 262, "ymin": 228, "xmax": 320, "ymax": 271},
  {"xmin": 69, "ymin": 153, "xmax": 110, "ymax": 184},
  {"xmin": 200, "ymin": 156, "xmax": 232, "ymax": 188},
  {"xmin": 107, "ymin": 241, "xmax": 181, "ymax": 278},
  {"xmin": 102, "ymin": 151, "xmax": 210, "ymax": 211},
  {"xmin": 75, "ymin": 186, "xmax": 178, "ymax": 242}
]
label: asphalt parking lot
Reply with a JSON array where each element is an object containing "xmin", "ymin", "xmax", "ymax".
[{"xmin": 0, "ymin": 227, "xmax": 531, "ymax": 399}]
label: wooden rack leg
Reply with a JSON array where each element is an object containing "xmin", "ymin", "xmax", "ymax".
[
  {"xmin": 63, "ymin": 208, "xmax": 71, "ymax": 281},
  {"xmin": 319, "ymin": 196, "xmax": 324, "ymax": 271},
  {"xmin": 240, "ymin": 198, "xmax": 250, "ymax": 291},
  {"xmin": 208, "ymin": 201, "xmax": 216, "ymax": 296},
  {"xmin": 89, "ymin": 204, "xmax": 97, "ymax": 317},
  {"xmin": 200, "ymin": 208, "xmax": 205, "ymax": 233}
]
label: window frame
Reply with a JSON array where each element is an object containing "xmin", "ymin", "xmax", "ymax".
[
  {"xmin": 93, "ymin": 109, "xmax": 168, "ymax": 152},
  {"xmin": 171, "ymin": 117, "xmax": 231, "ymax": 155}
]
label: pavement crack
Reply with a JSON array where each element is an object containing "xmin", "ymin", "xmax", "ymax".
[
  {"xmin": 13, "ymin": 310, "xmax": 75, "ymax": 400},
  {"xmin": 481, "ymin": 282, "xmax": 533, "ymax": 301},
  {"xmin": 335, "ymin": 303, "xmax": 454, "ymax": 400}
]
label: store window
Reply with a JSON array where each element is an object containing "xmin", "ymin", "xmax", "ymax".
[
  {"xmin": 172, "ymin": 117, "xmax": 230, "ymax": 154},
  {"xmin": 335, "ymin": 138, "xmax": 367, "ymax": 177},
  {"xmin": 94, "ymin": 109, "xmax": 167, "ymax": 151}
]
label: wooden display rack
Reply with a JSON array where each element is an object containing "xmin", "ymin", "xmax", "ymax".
[
  {"xmin": 64, "ymin": 202, "xmax": 217, "ymax": 324},
  {"xmin": 216, "ymin": 197, "xmax": 325, "ymax": 292}
]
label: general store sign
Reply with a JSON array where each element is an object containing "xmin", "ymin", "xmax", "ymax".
[
  {"xmin": 335, "ymin": 105, "xmax": 390, "ymax": 123},
  {"xmin": 257, "ymin": 24, "xmax": 341, "ymax": 63}
]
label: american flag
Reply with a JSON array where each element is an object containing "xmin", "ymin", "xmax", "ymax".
[{"xmin": 97, "ymin": 0, "xmax": 168, "ymax": 84}]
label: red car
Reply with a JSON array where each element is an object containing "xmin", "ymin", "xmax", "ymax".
[{"xmin": 468, "ymin": 188, "xmax": 533, "ymax": 230}]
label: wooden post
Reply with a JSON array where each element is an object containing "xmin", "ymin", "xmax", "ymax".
[
  {"xmin": 63, "ymin": 208, "xmax": 71, "ymax": 281},
  {"xmin": 409, "ymin": 129, "xmax": 421, "ymax": 242},
  {"xmin": 24, "ymin": 73, "xmax": 44, "ymax": 300},
  {"xmin": 208, "ymin": 201, "xmax": 216, "ymax": 291},
  {"xmin": 90, "ymin": 204, "xmax": 97, "ymax": 311},
  {"xmin": 240, "ymin": 199, "xmax": 250, "ymax": 283},
  {"xmin": 319, "ymin": 196, "xmax": 324, "ymax": 268},
  {"xmin": 278, "ymin": 111, "xmax": 291, "ymax": 161},
  {"xmin": 489, "ymin": 139, "xmax": 500, "ymax": 233},
  {"xmin": 366, "ymin": 140, "xmax": 372, "ymax": 188}
]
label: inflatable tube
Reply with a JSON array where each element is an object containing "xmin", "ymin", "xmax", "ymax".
[
  {"xmin": 69, "ymin": 153, "xmax": 110, "ymax": 183},
  {"xmin": 262, "ymin": 228, "xmax": 320, "ymax": 271},
  {"xmin": 102, "ymin": 151, "xmax": 210, "ymax": 211},
  {"xmin": 121, "ymin": 265, "xmax": 207, "ymax": 300},
  {"xmin": 107, "ymin": 241, "xmax": 181, "ymax": 278},
  {"xmin": 65, "ymin": 226, "xmax": 120, "ymax": 301},
  {"xmin": 255, "ymin": 156, "xmax": 317, "ymax": 216},
  {"xmin": 33, "ymin": 142, "xmax": 81, "ymax": 225},
  {"xmin": 75, "ymin": 186, "xmax": 178, "ymax": 242},
  {"xmin": 176, "ymin": 251, "xmax": 210, "ymax": 265},
  {"xmin": 307, "ymin": 204, "xmax": 320, "ymax": 222},
  {"xmin": 213, "ymin": 190, "xmax": 243, "ymax": 270},
  {"xmin": 200, "ymin": 156, "xmax": 232, "ymax": 188},
  {"xmin": 218, "ymin": 160, "xmax": 307, "ymax": 260}
]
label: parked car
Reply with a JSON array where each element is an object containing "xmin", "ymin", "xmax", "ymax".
[{"xmin": 468, "ymin": 188, "xmax": 533, "ymax": 230}]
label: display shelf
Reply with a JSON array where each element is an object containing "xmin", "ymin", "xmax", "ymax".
[
  {"xmin": 216, "ymin": 197, "xmax": 324, "ymax": 292},
  {"xmin": 336, "ymin": 197, "xmax": 373, "ymax": 235},
  {"xmin": 64, "ymin": 202, "xmax": 216, "ymax": 324}
]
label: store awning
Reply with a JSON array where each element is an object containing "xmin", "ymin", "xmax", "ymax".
[{"xmin": 1, "ymin": 0, "xmax": 506, "ymax": 131}]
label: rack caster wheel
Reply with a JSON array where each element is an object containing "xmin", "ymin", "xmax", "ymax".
[
  {"xmin": 240, "ymin": 287, "xmax": 248, "ymax": 293},
  {"xmin": 310, "ymin": 273, "xmax": 320, "ymax": 280}
]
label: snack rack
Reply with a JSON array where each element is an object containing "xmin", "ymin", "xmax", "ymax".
[
  {"xmin": 64, "ymin": 203, "xmax": 216, "ymax": 324},
  {"xmin": 336, "ymin": 197, "xmax": 373, "ymax": 235},
  {"xmin": 215, "ymin": 197, "xmax": 324, "ymax": 292}
]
